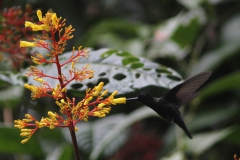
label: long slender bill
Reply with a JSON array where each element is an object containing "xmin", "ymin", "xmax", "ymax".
[{"xmin": 126, "ymin": 97, "xmax": 138, "ymax": 101}]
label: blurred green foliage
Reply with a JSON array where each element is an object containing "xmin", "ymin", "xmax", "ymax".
[{"xmin": 0, "ymin": 0, "xmax": 240, "ymax": 160}]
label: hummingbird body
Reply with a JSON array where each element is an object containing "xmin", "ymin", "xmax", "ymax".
[{"xmin": 127, "ymin": 71, "xmax": 212, "ymax": 139}]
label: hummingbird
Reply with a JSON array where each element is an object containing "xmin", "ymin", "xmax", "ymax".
[{"xmin": 127, "ymin": 71, "xmax": 212, "ymax": 139}]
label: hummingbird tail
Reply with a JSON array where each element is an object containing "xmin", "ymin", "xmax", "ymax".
[{"xmin": 174, "ymin": 116, "xmax": 192, "ymax": 139}]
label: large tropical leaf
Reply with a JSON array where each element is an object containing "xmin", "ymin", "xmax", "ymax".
[
  {"xmin": 89, "ymin": 107, "xmax": 158, "ymax": 160},
  {"xmin": 198, "ymin": 71, "xmax": 240, "ymax": 100},
  {"xmin": 0, "ymin": 49, "xmax": 182, "ymax": 94},
  {"xmin": 61, "ymin": 114, "xmax": 131, "ymax": 159},
  {"xmin": 184, "ymin": 126, "xmax": 237, "ymax": 155}
]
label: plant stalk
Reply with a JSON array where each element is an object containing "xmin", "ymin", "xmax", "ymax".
[{"xmin": 69, "ymin": 122, "xmax": 81, "ymax": 160}]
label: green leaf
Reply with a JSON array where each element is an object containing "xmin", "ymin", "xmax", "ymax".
[
  {"xmin": 198, "ymin": 71, "xmax": 240, "ymax": 100},
  {"xmin": 89, "ymin": 107, "xmax": 158, "ymax": 160},
  {"xmin": 188, "ymin": 106, "xmax": 239, "ymax": 131},
  {"xmin": 0, "ymin": 126, "xmax": 43, "ymax": 158},
  {"xmin": 46, "ymin": 143, "xmax": 73, "ymax": 160},
  {"xmin": 0, "ymin": 49, "xmax": 182, "ymax": 94},
  {"xmin": 61, "ymin": 114, "xmax": 132, "ymax": 159},
  {"xmin": 59, "ymin": 144, "xmax": 74, "ymax": 160},
  {"xmin": 171, "ymin": 18, "xmax": 200, "ymax": 48},
  {"xmin": 185, "ymin": 126, "xmax": 237, "ymax": 155},
  {"xmin": 147, "ymin": 8, "xmax": 205, "ymax": 60},
  {"xmin": 122, "ymin": 56, "xmax": 140, "ymax": 66},
  {"xmin": 189, "ymin": 42, "xmax": 240, "ymax": 75}
]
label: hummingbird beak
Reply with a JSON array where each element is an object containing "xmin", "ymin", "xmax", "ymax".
[{"xmin": 126, "ymin": 97, "xmax": 138, "ymax": 101}]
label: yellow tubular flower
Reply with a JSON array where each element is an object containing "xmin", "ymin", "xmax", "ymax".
[
  {"xmin": 97, "ymin": 103, "xmax": 106, "ymax": 109},
  {"xmin": 51, "ymin": 13, "xmax": 58, "ymax": 28},
  {"xmin": 48, "ymin": 111, "xmax": 57, "ymax": 118},
  {"xmin": 34, "ymin": 77, "xmax": 44, "ymax": 83},
  {"xmin": 75, "ymin": 126, "xmax": 78, "ymax": 132},
  {"xmin": 20, "ymin": 132, "xmax": 31, "ymax": 137},
  {"xmin": 24, "ymin": 84, "xmax": 37, "ymax": 93},
  {"xmin": 21, "ymin": 139, "xmax": 29, "ymax": 144},
  {"xmin": 111, "ymin": 91, "xmax": 118, "ymax": 97},
  {"xmin": 98, "ymin": 114, "xmax": 106, "ymax": 118},
  {"xmin": 25, "ymin": 21, "xmax": 47, "ymax": 31},
  {"xmin": 71, "ymin": 62, "xmax": 75, "ymax": 69},
  {"xmin": 39, "ymin": 24, "xmax": 50, "ymax": 31},
  {"xmin": 100, "ymin": 90, "xmax": 108, "ymax": 97},
  {"xmin": 20, "ymin": 41, "xmax": 36, "ymax": 47},
  {"xmin": 92, "ymin": 82, "xmax": 104, "ymax": 96},
  {"xmin": 84, "ymin": 96, "xmax": 93, "ymax": 105},
  {"xmin": 37, "ymin": 10, "xmax": 42, "ymax": 21},
  {"xmin": 92, "ymin": 111, "xmax": 101, "ymax": 116},
  {"xmin": 25, "ymin": 21, "xmax": 35, "ymax": 28},
  {"xmin": 112, "ymin": 98, "xmax": 126, "ymax": 104}
]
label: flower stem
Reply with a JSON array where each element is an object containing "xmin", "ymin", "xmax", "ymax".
[{"xmin": 69, "ymin": 121, "xmax": 81, "ymax": 160}]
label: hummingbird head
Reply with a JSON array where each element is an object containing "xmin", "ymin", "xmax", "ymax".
[
  {"xmin": 137, "ymin": 91, "xmax": 154, "ymax": 103},
  {"xmin": 126, "ymin": 91, "xmax": 153, "ymax": 104}
]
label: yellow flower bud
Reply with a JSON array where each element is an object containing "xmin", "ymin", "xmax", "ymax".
[
  {"xmin": 51, "ymin": 13, "xmax": 58, "ymax": 28},
  {"xmin": 25, "ymin": 21, "xmax": 35, "ymax": 28},
  {"xmin": 20, "ymin": 41, "xmax": 36, "ymax": 47},
  {"xmin": 14, "ymin": 124, "xmax": 20, "ymax": 128},
  {"xmin": 21, "ymin": 129, "xmax": 32, "ymax": 132},
  {"xmin": 49, "ymin": 124, "xmax": 55, "ymax": 129},
  {"xmin": 92, "ymin": 82, "xmax": 104, "ymax": 96},
  {"xmin": 60, "ymin": 99, "xmax": 66, "ymax": 104},
  {"xmin": 21, "ymin": 139, "xmax": 29, "ymax": 144},
  {"xmin": 103, "ymin": 108, "xmax": 111, "ymax": 112},
  {"xmin": 112, "ymin": 98, "xmax": 126, "ymax": 104},
  {"xmin": 75, "ymin": 126, "xmax": 78, "ymax": 132},
  {"xmin": 97, "ymin": 103, "xmax": 105, "ymax": 109},
  {"xmin": 98, "ymin": 114, "xmax": 106, "ymax": 118},
  {"xmin": 100, "ymin": 90, "xmax": 108, "ymax": 97},
  {"xmin": 37, "ymin": 10, "xmax": 42, "ymax": 21},
  {"xmin": 111, "ymin": 91, "xmax": 118, "ymax": 97},
  {"xmin": 23, "ymin": 118, "xmax": 31, "ymax": 122},
  {"xmin": 93, "ymin": 111, "xmax": 101, "ymax": 116},
  {"xmin": 34, "ymin": 77, "xmax": 44, "ymax": 83},
  {"xmin": 84, "ymin": 96, "xmax": 93, "ymax": 105},
  {"xmin": 25, "ymin": 114, "xmax": 32, "ymax": 119},
  {"xmin": 39, "ymin": 24, "xmax": 50, "ymax": 31},
  {"xmin": 71, "ymin": 62, "xmax": 75, "ymax": 69},
  {"xmin": 61, "ymin": 87, "xmax": 66, "ymax": 92},
  {"xmin": 20, "ymin": 132, "xmax": 31, "ymax": 137},
  {"xmin": 48, "ymin": 111, "xmax": 56, "ymax": 118}
]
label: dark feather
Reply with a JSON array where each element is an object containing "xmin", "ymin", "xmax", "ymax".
[{"xmin": 164, "ymin": 71, "xmax": 212, "ymax": 107}]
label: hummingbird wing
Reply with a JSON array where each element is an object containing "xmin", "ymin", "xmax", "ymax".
[{"xmin": 163, "ymin": 71, "xmax": 212, "ymax": 107}]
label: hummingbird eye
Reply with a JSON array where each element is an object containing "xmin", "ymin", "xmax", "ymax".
[{"xmin": 138, "ymin": 92, "xmax": 150, "ymax": 100}]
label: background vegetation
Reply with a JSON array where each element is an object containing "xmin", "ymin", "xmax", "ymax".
[{"xmin": 0, "ymin": 0, "xmax": 240, "ymax": 159}]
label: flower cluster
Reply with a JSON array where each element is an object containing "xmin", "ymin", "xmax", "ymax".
[
  {"xmin": 14, "ymin": 10, "xmax": 126, "ymax": 144},
  {"xmin": 0, "ymin": 5, "xmax": 35, "ymax": 69}
]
